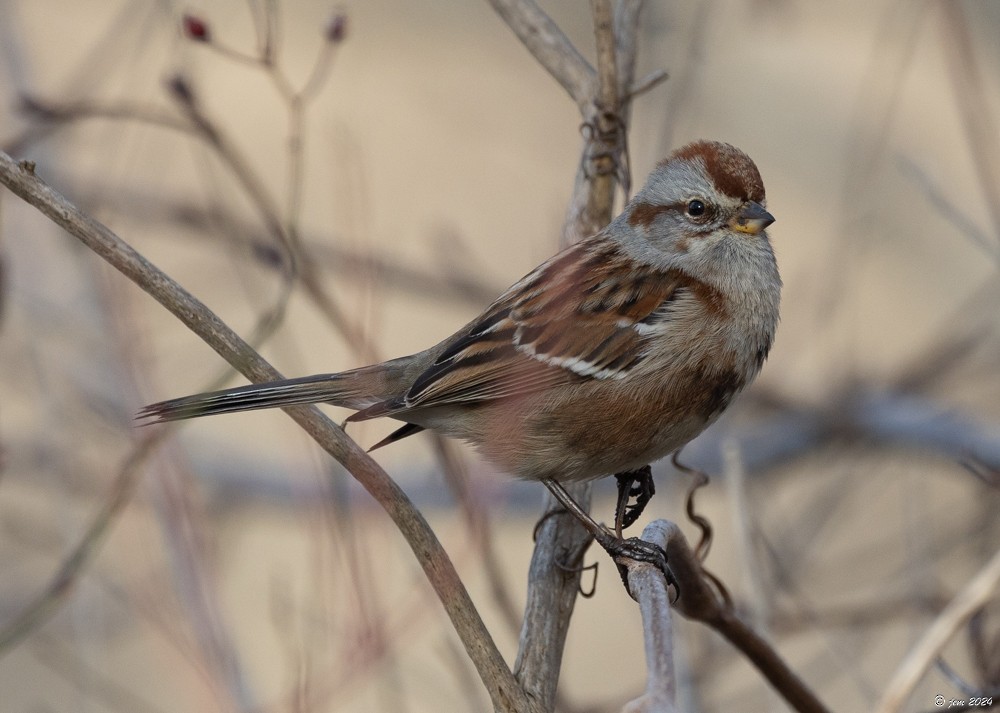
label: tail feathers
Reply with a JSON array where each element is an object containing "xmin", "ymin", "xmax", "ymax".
[{"xmin": 137, "ymin": 372, "xmax": 379, "ymax": 424}]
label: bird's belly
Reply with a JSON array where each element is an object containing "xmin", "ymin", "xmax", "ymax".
[{"xmin": 438, "ymin": 363, "xmax": 744, "ymax": 482}]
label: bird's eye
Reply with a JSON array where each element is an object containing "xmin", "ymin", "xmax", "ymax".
[{"xmin": 686, "ymin": 199, "xmax": 707, "ymax": 218}]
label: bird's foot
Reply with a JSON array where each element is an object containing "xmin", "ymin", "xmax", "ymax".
[{"xmin": 613, "ymin": 465, "xmax": 655, "ymax": 538}]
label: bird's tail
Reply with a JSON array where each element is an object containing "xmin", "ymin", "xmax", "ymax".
[{"xmin": 136, "ymin": 367, "xmax": 392, "ymax": 424}]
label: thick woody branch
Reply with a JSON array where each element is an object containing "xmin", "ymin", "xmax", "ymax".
[
  {"xmin": 509, "ymin": 3, "xmax": 643, "ymax": 709},
  {"xmin": 562, "ymin": 1, "xmax": 642, "ymax": 244},
  {"xmin": 621, "ymin": 521, "xmax": 679, "ymax": 713},
  {"xmin": 513, "ymin": 492, "xmax": 595, "ymax": 711},
  {"xmin": 587, "ymin": 0, "xmax": 621, "ymax": 219},
  {"xmin": 593, "ymin": 0, "xmax": 620, "ymax": 116},
  {"xmin": 0, "ymin": 150, "xmax": 541, "ymax": 713}
]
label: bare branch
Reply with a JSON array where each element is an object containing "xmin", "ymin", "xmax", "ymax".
[
  {"xmin": 897, "ymin": 155, "xmax": 999, "ymax": 263},
  {"xmin": 165, "ymin": 76, "xmax": 291, "ymax": 261},
  {"xmin": 588, "ymin": 0, "xmax": 621, "ymax": 213},
  {"xmin": 621, "ymin": 521, "xmax": 679, "ymax": 713},
  {"xmin": 0, "ymin": 433, "xmax": 159, "ymax": 655},
  {"xmin": 507, "ymin": 3, "xmax": 688, "ymax": 708},
  {"xmin": 687, "ymin": 389, "xmax": 1000, "ymax": 476},
  {"xmin": 560, "ymin": 0, "xmax": 638, "ymax": 245},
  {"xmin": 19, "ymin": 76, "xmax": 380, "ymax": 364},
  {"xmin": 165, "ymin": 74, "xmax": 379, "ymax": 361},
  {"xmin": 513, "ymin": 492, "xmax": 595, "ymax": 711},
  {"xmin": 632, "ymin": 521, "xmax": 833, "ymax": 713},
  {"xmin": 0, "ymin": 150, "xmax": 542, "ymax": 713},
  {"xmin": 940, "ymin": 2, "xmax": 1000, "ymax": 248},
  {"xmin": 875, "ymin": 546, "xmax": 1000, "ymax": 713},
  {"xmin": 629, "ymin": 69, "xmax": 669, "ymax": 99},
  {"xmin": 487, "ymin": 0, "xmax": 595, "ymax": 112},
  {"xmin": 513, "ymin": 3, "xmax": 642, "ymax": 708},
  {"xmin": 593, "ymin": 0, "xmax": 619, "ymax": 113},
  {"xmin": 612, "ymin": 0, "xmax": 644, "ymax": 102}
]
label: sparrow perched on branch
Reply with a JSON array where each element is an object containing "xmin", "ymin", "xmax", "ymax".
[{"xmin": 139, "ymin": 140, "xmax": 780, "ymax": 582}]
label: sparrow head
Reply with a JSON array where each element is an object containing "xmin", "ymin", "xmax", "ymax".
[{"xmin": 615, "ymin": 140, "xmax": 776, "ymax": 278}]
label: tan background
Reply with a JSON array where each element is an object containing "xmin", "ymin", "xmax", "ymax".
[{"xmin": 1, "ymin": 1, "xmax": 999, "ymax": 712}]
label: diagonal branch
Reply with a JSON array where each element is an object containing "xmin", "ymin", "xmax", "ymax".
[
  {"xmin": 0, "ymin": 433, "xmax": 160, "ymax": 655},
  {"xmin": 939, "ymin": 2, "xmax": 1000, "ymax": 247},
  {"xmin": 487, "ymin": 0, "xmax": 595, "ymax": 112},
  {"xmin": 652, "ymin": 521, "xmax": 832, "ymax": 713},
  {"xmin": 875, "ymin": 545, "xmax": 1000, "ymax": 713},
  {"xmin": 0, "ymin": 150, "xmax": 541, "ymax": 713}
]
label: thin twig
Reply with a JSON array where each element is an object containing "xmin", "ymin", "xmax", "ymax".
[
  {"xmin": 32, "ymin": 633, "xmax": 171, "ymax": 713},
  {"xmin": 261, "ymin": 0, "xmax": 279, "ymax": 65},
  {"xmin": 7, "ymin": 96, "xmax": 196, "ymax": 155},
  {"xmin": 0, "ymin": 432, "xmax": 160, "ymax": 655},
  {"xmin": 629, "ymin": 69, "xmax": 669, "ymax": 99},
  {"xmin": 897, "ymin": 155, "xmax": 999, "ymax": 263},
  {"xmin": 150, "ymin": 457, "xmax": 256, "ymax": 710},
  {"xmin": 940, "ymin": 2, "xmax": 1000, "ymax": 248},
  {"xmin": 166, "ymin": 75, "xmax": 294, "ymax": 271},
  {"xmin": 723, "ymin": 440, "xmax": 772, "ymax": 629},
  {"xmin": 875, "ymin": 546, "xmax": 1000, "ymax": 713},
  {"xmin": 164, "ymin": 75, "xmax": 379, "ymax": 361}
]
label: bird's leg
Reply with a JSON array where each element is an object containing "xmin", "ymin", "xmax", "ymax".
[
  {"xmin": 613, "ymin": 465, "xmax": 655, "ymax": 539},
  {"xmin": 542, "ymin": 478, "xmax": 676, "ymax": 596}
]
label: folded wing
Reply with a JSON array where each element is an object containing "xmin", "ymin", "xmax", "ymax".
[{"xmin": 350, "ymin": 240, "xmax": 693, "ymax": 421}]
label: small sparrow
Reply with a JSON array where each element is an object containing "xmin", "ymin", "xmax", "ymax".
[{"xmin": 140, "ymin": 140, "xmax": 779, "ymax": 574}]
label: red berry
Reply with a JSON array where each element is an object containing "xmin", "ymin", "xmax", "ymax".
[
  {"xmin": 182, "ymin": 14, "xmax": 210, "ymax": 42},
  {"xmin": 325, "ymin": 12, "xmax": 347, "ymax": 43}
]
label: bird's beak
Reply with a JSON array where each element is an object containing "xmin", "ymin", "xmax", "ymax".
[{"xmin": 729, "ymin": 201, "xmax": 775, "ymax": 235}]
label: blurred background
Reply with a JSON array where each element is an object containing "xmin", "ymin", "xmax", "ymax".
[{"xmin": 1, "ymin": 1, "xmax": 999, "ymax": 711}]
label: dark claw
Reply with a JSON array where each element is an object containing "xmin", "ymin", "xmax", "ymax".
[
  {"xmin": 541, "ymin": 478, "xmax": 674, "ymax": 599},
  {"xmin": 595, "ymin": 532, "xmax": 678, "ymax": 599},
  {"xmin": 614, "ymin": 466, "xmax": 656, "ymax": 536}
]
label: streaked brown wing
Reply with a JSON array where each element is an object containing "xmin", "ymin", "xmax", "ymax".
[{"xmin": 397, "ymin": 239, "xmax": 691, "ymax": 411}]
